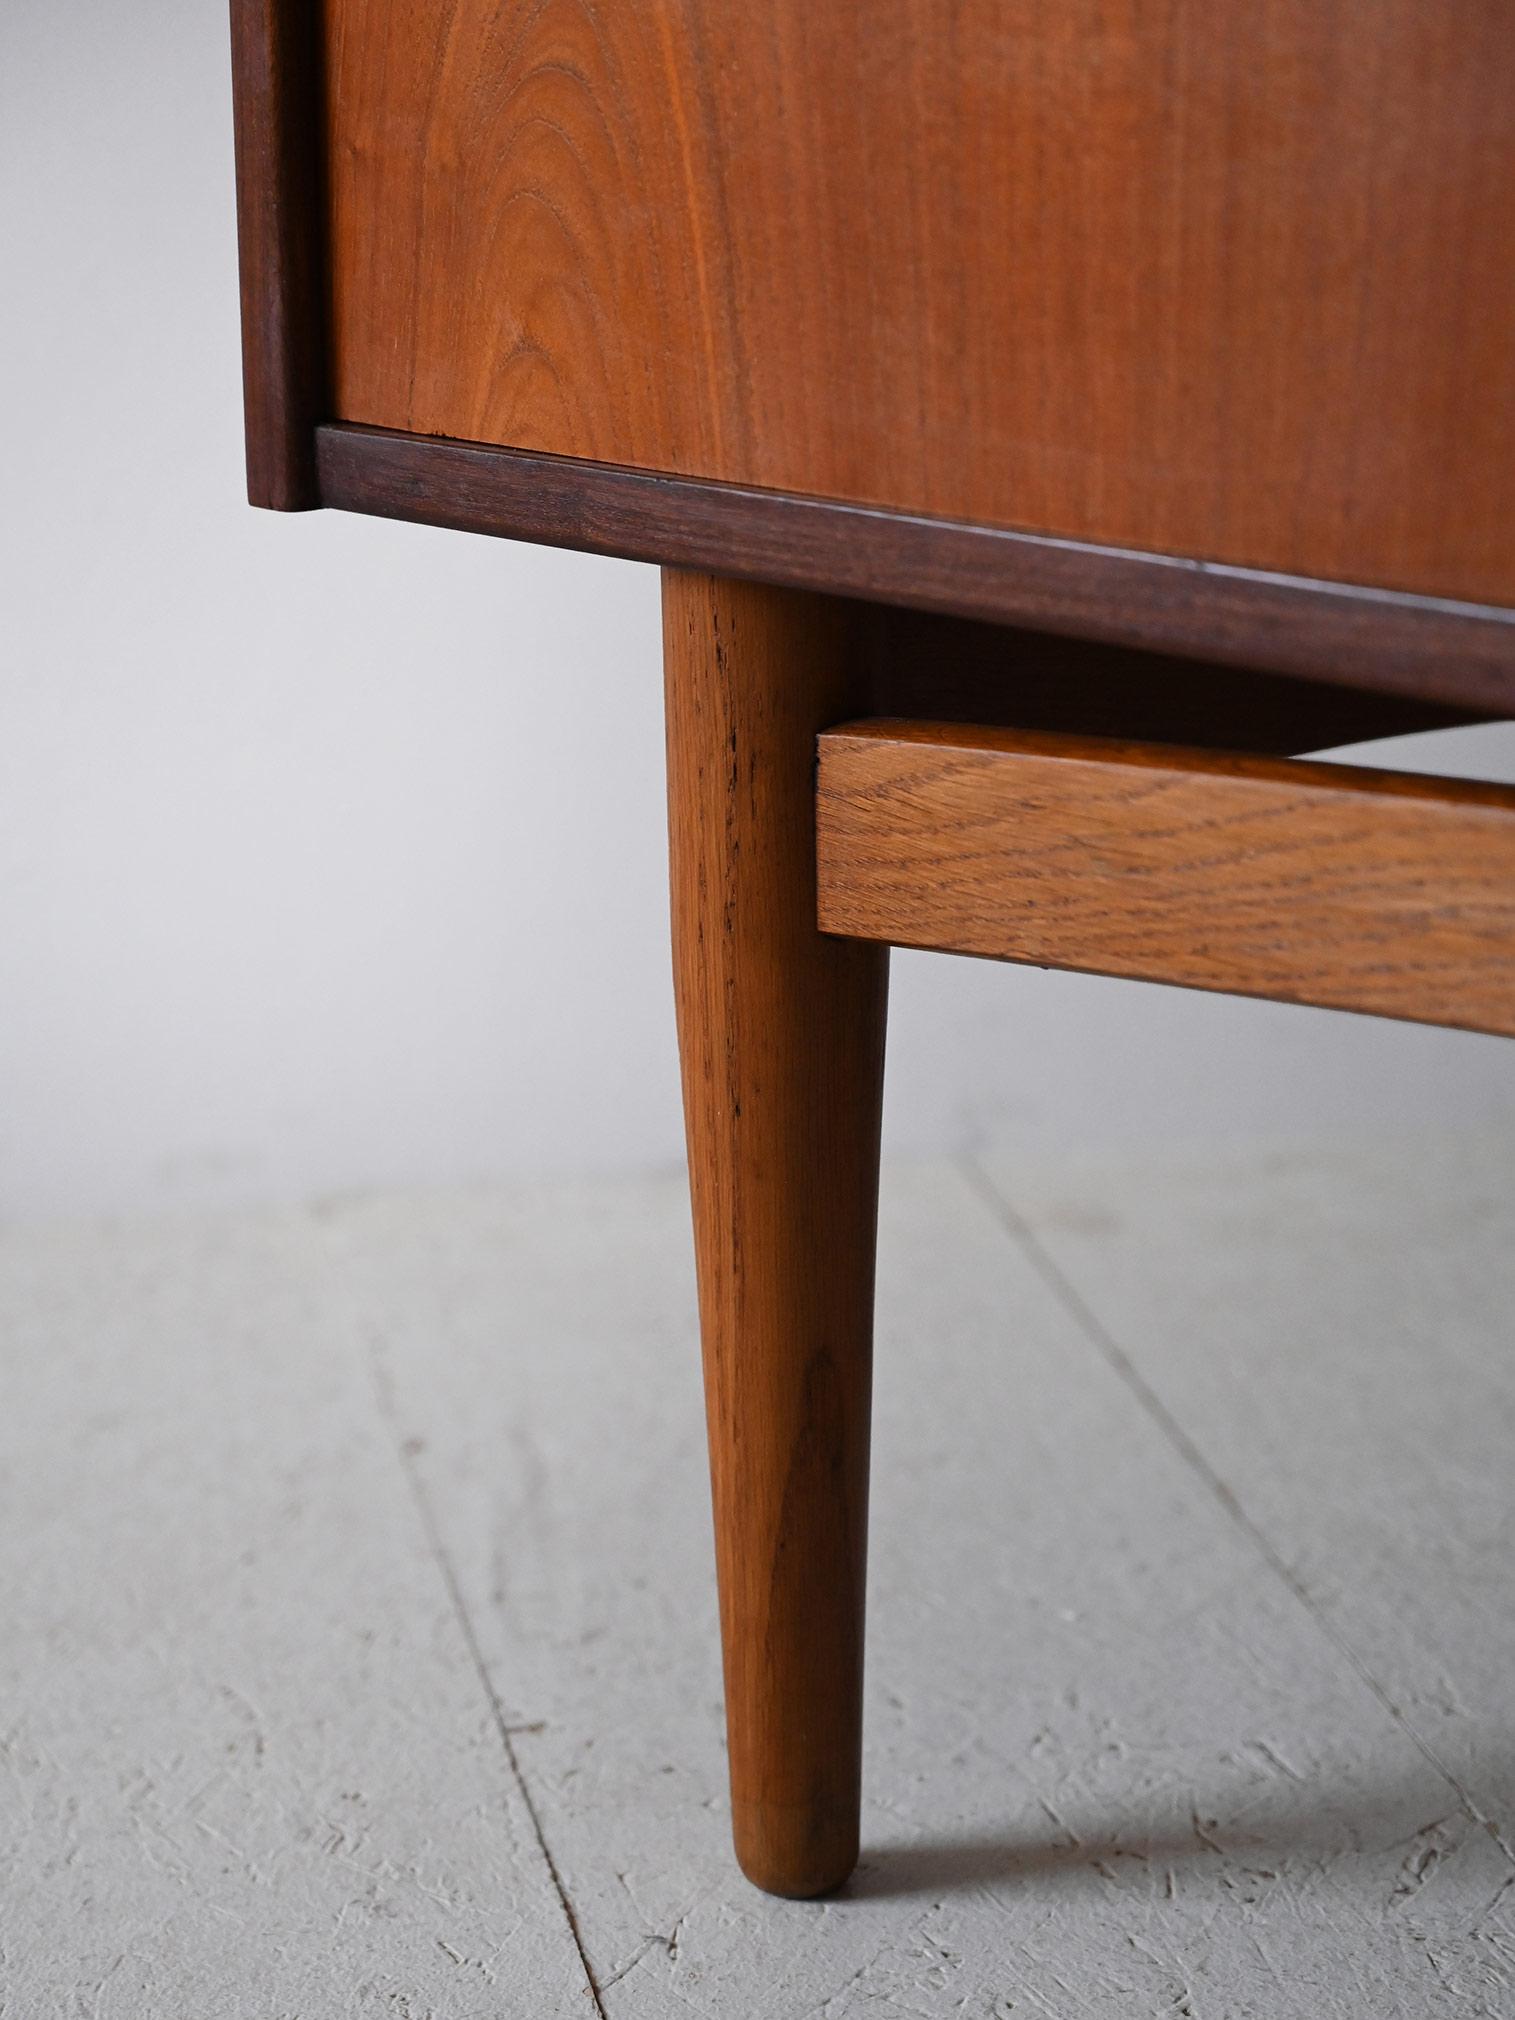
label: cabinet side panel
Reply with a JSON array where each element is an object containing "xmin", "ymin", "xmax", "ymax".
[{"xmin": 230, "ymin": 0, "xmax": 326, "ymax": 509}]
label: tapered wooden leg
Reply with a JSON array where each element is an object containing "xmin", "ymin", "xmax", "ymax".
[{"xmin": 663, "ymin": 570, "xmax": 888, "ymax": 1898}]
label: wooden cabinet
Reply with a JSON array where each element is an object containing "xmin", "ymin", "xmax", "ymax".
[{"xmin": 231, "ymin": 0, "xmax": 1515, "ymax": 1899}]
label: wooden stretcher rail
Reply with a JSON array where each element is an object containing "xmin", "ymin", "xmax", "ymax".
[{"xmin": 815, "ymin": 721, "xmax": 1515, "ymax": 1036}]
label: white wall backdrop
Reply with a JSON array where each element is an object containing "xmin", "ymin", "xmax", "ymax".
[{"xmin": 3, "ymin": 0, "xmax": 1513, "ymax": 1220}]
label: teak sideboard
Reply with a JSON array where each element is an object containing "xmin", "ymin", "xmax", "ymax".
[{"xmin": 229, "ymin": 0, "xmax": 1515, "ymax": 1898}]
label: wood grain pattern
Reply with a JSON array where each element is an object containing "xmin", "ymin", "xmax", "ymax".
[
  {"xmin": 322, "ymin": 0, "xmax": 1515, "ymax": 605},
  {"xmin": 665, "ymin": 573, "xmax": 887, "ymax": 1897},
  {"xmin": 315, "ymin": 426, "xmax": 1515, "ymax": 712},
  {"xmin": 229, "ymin": 0, "xmax": 325, "ymax": 509},
  {"xmin": 817, "ymin": 721, "xmax": 1515, "ymax": 1035}
]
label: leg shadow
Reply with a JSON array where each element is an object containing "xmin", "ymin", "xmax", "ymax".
[{"xmin": 845, "ymin": 1761, "xmax": 1509, "ymax": 1903}]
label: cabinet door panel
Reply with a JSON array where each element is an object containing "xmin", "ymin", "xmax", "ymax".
[{"xmin": 323, "ymin": 0, "xmax": 1515, "ymax": 605}]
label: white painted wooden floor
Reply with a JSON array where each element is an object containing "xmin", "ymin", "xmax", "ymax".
[{"xmin": 5, "ymin": 1128, "xmax": 1514, "ymax": 2017}]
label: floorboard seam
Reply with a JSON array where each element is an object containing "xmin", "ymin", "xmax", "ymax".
[
  {"xmin": 364, "ymin": 1338, "xmax": 611, "ymax": 2018},
  {"xmin": 958, "ymin": 1151, "xmax": 1515, "ymax": 1876}
]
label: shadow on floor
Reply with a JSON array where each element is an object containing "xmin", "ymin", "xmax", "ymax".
[{"xmin": 844, "ymin": 1767, "xmax": 1507, "ymax": 1904}]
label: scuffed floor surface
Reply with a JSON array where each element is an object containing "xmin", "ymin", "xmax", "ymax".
[{"xmin": 4, "ymin": 1129, "xmax": 1514, "ymax": 2017}]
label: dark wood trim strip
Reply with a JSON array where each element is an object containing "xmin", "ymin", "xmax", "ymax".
[
  {"xmin": 816, "ymin": 719, "xmax": 1515, "ymax": 1037},
  {"xmin": 229, "ymin": 0, "xmax": 326, "ymax": 510},
  {"xmin": 315, "ymin": 424, "xmax": 1515, "ymax": 711}
]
